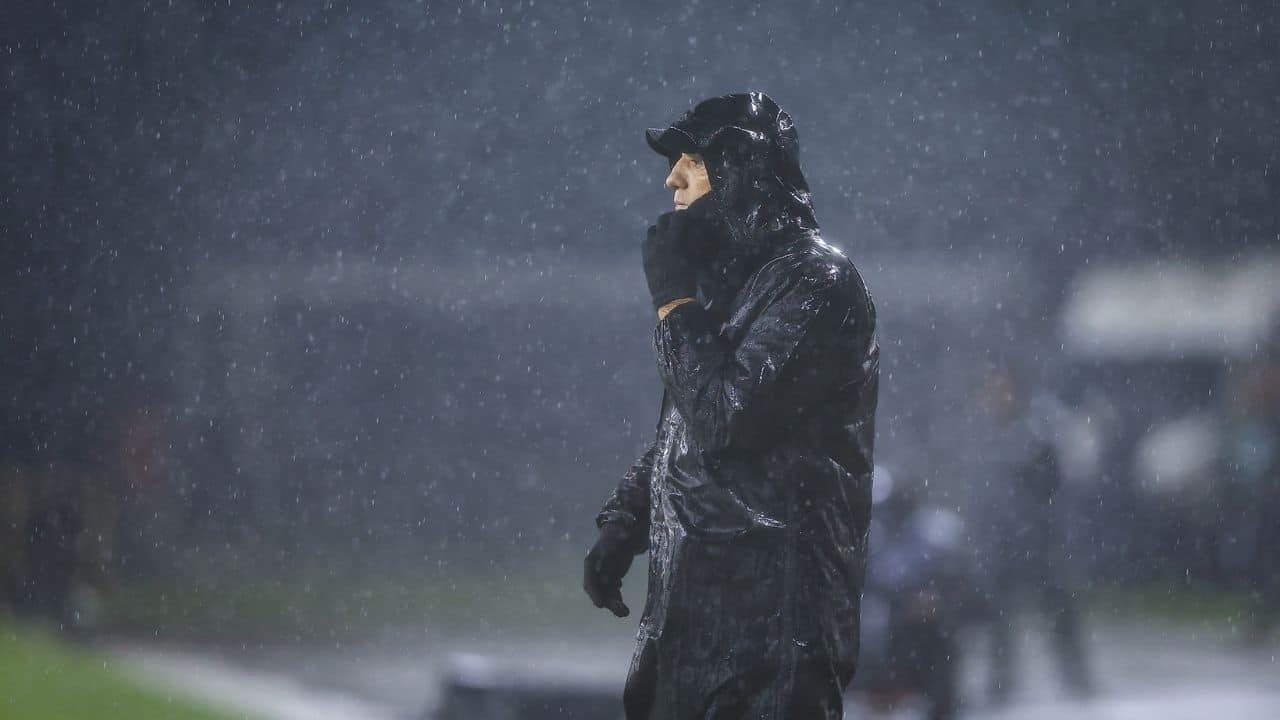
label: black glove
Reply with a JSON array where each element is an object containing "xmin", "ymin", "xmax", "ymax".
[
  {"xmin": 642, "ymin": 198, "xmax": 719, "ymax": 311},
  {"xmin": 583, "ymin": 522, "xmax": 636, "ymax": 617}
]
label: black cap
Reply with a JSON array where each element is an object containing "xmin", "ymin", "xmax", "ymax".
[
  {"xmin": 645, "ymin": 126, "xmax": 698, "ymax": 160},
  {"xmin": 644, "ymin": 92, "xmax": 789, "ymax": 161}
]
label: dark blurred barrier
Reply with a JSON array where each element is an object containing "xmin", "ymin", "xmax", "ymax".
[{"xmin": 430, "ymin": 656, "xmax": 620, "ymax": 720}]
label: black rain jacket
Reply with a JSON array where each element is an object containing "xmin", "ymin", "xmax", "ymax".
[{"xmin": 596, "ymin": 92, "xmax": 880, "ymax": 719}]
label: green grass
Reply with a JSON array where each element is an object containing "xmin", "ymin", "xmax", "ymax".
[
  {"xmin": 93, "ymin": 563, "xmax": 638, "ymax": 643},
  {"xmin": 87, "ymin": 543, "xmax": 641, "ymax": 642},
  {"xmin": 0, "ymin": 618, "xmax": 249, "ymax": 720},
  {"xmin": 1089, "ymin": 584, "xmax": 1261, "ymax": 630}
]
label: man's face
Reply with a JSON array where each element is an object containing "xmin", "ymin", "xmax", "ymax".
[{"xmin": 665, "ymin": 153, "xmax": 711, "ymax": 210}]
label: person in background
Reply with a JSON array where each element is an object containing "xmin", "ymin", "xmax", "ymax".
[
  {"xmin": 859, "ymin": 465, "xmax": 972, "ymax": 720},
  {"xmin": 970, "ymin": 362, "xmax": 1092, "ymax": 703},
  {"xmin": 1222, "ymin": 329, "xmax": 1280, "ymax": 643}
]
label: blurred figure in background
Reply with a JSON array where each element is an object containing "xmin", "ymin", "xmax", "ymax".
[
  {"xmin": 857, "ymin": 466, "xmax": 973, "ymax": 720},
  {"xmin": 0, "ymin": 457, "xmax": 31, "ymax": 612},
  {"xmin": 2, "ymin": 378, "xmax": 129, "ymax": 632},
  {"xmin": 1221, "ymin": 328, "xmax": 1280, "ymax": 643},
  {"xmin": 971, "ymin": 362, "xmax": 1092, "ymax": 703},
  {"xmin": 114, "ymin": 390, "xmax": 172, "ymax": 575},
  {"xmin": 20, "ymin": 477, "xmax": 83, "ymax": 628},
  {"xmin": 3, "ymin": 405, "xmax": 87, "ymax": 630}
]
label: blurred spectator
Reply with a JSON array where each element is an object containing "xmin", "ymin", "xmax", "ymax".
[
  {"xmin": 19, "ymin": 474, "xmax": 83, "ymax": 628},
  {"xmin": 2, "ymin": 391, "xmax": 121, "ymax": 630},
  {"xmin": 859, "ymin": 466, "xmax": 973, "ymax": 720},
  {"xmin": 0, "ymin": 463, "xmax": 32, "ymax": 611},
  {"xmin": 115, "ymin": 396, "xmax": 168, "ymax": 573},
  {"xmin": 969, "ymin": 363, "xmax": 1092, "ymax": 702},
  {"xmin": 8, "ymin": 404, "xmax": 89, "ymax": 629},
  {"xmin": 1221, "ymin": 329, "xmax": 1280, "ymax": 642}
]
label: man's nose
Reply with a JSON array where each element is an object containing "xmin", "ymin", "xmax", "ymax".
[{"xmin": 665, "ymin": 167, "xmax": 683, "ymax": 190}]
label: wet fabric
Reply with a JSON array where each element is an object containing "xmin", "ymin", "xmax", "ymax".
[{"xmin": 597, "ymin": 92, "xmax": 880, "ymax": 720}]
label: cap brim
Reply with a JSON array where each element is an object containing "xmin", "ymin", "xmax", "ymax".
[{"xmin": 645, "ymin": 127, "xmax": 697, "ymax": 159}]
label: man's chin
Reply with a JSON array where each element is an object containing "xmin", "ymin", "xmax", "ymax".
[{"xmin": 674, "ymin": 204, "xmax": 688, "ymax": 211}]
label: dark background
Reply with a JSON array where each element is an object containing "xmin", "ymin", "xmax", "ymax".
[{"xmin": 3, "ymin": 0, "xmax": 1278, "ymax": 611}]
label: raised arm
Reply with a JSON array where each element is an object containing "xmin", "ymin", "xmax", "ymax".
[{"xmin": 654, "ymin": 262, "xmax": 856, "ymax": 457}]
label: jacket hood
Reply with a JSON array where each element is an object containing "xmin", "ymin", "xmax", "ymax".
[
  {"xmin": 646, "ymin": 91, "xmax": 818, "ymax": 245},
  {"xmin": 646, "ymin": 92, "xmax": 820, "ymax": 317}
]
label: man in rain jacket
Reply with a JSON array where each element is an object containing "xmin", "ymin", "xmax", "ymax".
[{"xmin": 583, "ymin": 92, "xmax": 879, "ymax": 719}]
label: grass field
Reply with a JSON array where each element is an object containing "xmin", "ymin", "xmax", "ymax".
[
  {"xmin": 0, "ymin": 617, "xmax": 247, "ymax": 720},
  {"xmin": 88, "ymin": 547, "xmax": 621, "ymax": 642}
]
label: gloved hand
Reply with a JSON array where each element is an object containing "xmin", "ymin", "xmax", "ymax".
[
  {"xmin": 642, "ymin": 197, "xmax": 719, "ymax": 311},
  {"xmin": 583, "ymin": 522, "xmax": 636, "ymax": 617}
]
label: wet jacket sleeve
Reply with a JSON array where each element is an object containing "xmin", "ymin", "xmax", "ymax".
[
  {"xmin": 655, "ymin": 269, "xmax": 848, "ymax": 456},
  {"xmin": 595, "ymin": 441, "xmax": 659, "ymax": 552}
]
